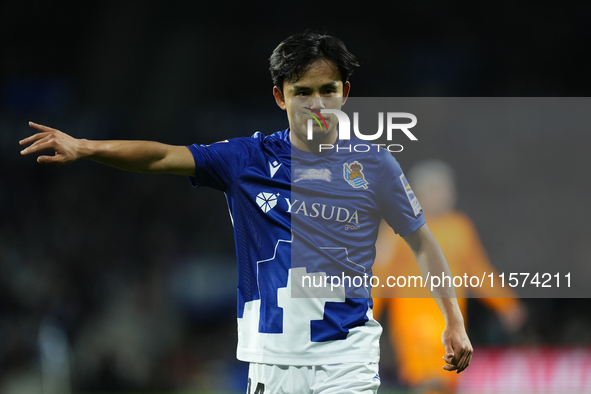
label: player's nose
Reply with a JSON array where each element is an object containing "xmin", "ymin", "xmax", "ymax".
[{"xmin": 308, "ymin": 96, "xmax": 326, "ymax": 110}]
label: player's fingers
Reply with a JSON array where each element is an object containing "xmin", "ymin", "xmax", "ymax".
[
  {"xmin": 37, "ymin": 154, "xmax": 62, "ymax": 164},
  {"xmin": 457, "ymin": 357, "xmax": 470, "ymax": 374},
  {"xmin": 23, "ymin": 135, "xmax": 54, "ymax": 152},
  {"xmin": 455, "ymin": 356, "xmax": 466, "ymax": 373},
  {"xmin": 461, "ymin": 348, "xmax": 474, "ymax": 372},
  {"xmin": 21, "ymin": 140, "xmax": 55, "ymax": 155},
  {"xmin": 19, "ymin": 132, "xmax": 49, "ymax": 146},
  {"xmin": 443, "ymin": 339, "xmax": 454, "ymax": 358},
  {"xmin": 456, "ymin": 347, "xmax": 472, "ymax": 373},
  {"xmin": 28, "ymin": 121, "xmax": 58, "ymax": 133},
  {"xmin": 457, "ymin": 347, "xmax": 469, "ymax": 369},
  {"xmin": 452, "ymin": 346, "xmax": 463, "ymax": 361},
  {"xmin": 442, "ymin": 352, "xmax": 457, "ymax": 372}
]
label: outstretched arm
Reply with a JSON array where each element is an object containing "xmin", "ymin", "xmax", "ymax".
[
  {"xmin": 20, "ymin": 122, "xmax": 195, "ymax": 176},
  {"xmin": 402, "ymin": 224, "xmax": 473, "ymax": 374}
]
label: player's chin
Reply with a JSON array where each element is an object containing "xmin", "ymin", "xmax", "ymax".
[{"xmin": 310, "ymin": 129, "xmax": 335, "ymax": 143}]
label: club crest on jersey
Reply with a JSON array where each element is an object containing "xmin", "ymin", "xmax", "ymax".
[{"xmin": 343, "ymin": 161, "xmax": 369, "ymax": 189}]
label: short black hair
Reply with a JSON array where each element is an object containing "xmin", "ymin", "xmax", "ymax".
[{"xmin": 269, "ymin": 31, "xmax": 359, "ymax": 92}]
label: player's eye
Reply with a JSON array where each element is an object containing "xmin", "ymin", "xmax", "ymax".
[{"xmin": 296, "ymin": 91, "xmax": 309, "ymax": 97}]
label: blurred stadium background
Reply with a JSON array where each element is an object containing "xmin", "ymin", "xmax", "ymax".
[{"xmin": 1, "ymin": 1, "xmax": 591, "ymax": 393}]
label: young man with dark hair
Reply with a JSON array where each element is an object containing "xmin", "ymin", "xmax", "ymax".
[{"xmin": 20, "ymin": 31, "xmax": 472, "ymax": 393}]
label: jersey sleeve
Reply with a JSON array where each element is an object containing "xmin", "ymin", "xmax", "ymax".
[
  {"xmin": 186, "ymin": 137, "xmax": 258, "ymax": 191},
  {"xmin": 377, "ymin": 153, "xmax": 425, "ymax": 236}
]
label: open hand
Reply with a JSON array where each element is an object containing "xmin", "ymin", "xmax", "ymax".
[{"xmin": 20, "ymin": 122, "xmax": 82, "ymax": 164}]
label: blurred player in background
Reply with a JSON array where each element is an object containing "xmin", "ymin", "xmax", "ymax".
[
  {"xmin": 19, "ymin": 32, "xmax": 473, "ymax": 393},
  {"xmin": 373, "ymin": 160, "xmax": 527, "ymax": 394}
]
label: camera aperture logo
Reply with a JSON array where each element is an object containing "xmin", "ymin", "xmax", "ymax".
[
  {"xmin": 302, "ymin": 107, "xmax": 328, "ymax": 132},
  {"xmin": 304, "ymin": 108, "xmax": 417, "ymax": 153}
]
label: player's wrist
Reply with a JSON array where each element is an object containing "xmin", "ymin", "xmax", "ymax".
[
  {"xmin": 443, "ymin": 305, "xmax": 465, "ymax": 328},
  {"xmin": 444, "ymin": 312, "xmax": 465, "ymax": 329},
  {"xmin": 76, "ymin": 138, "xmax": 94, "ymax": 160}
]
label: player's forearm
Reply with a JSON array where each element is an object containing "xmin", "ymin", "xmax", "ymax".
[
  {"xmin": 414, "ymin": 245, "xmax": 464, "ymax": 327},
  {"xmin": 434, "ymin": 297, "xmax": 465, "ymax": 327},
  {"xmin": 80, "ymin": 139, "xmax": 174, "ymax": 173},
  {"xmin": 404, "ymin": 225, "xmax": 464, "ymax": 327}
]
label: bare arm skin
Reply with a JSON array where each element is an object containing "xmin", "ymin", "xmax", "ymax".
[
  {"xmin": 20, "ymin": 122, "xmax": 195, "ymax": 176},
  {"xmin": 402, "ymin": 224, "xmax": 474, "ymax": 374}
]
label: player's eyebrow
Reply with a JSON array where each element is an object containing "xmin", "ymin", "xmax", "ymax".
[{"xmin": 290, "ymin": 81, "xmax": 340, "ymax": 91}]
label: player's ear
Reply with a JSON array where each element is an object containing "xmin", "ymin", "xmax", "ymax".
[
  {"xmin": 273, "ymin": 86, "xmax": 286, "ymax": 110},
  {"xmin": 342, "ymin": 81, "xmax": 351, "ymax": 106}
]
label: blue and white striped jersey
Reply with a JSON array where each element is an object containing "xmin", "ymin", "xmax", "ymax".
[{"xmin": 187, "ymin": 128, "xmax": 424, "ymax": 365}]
